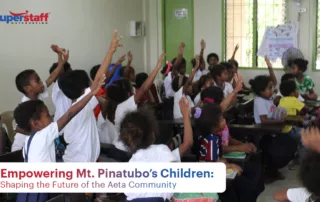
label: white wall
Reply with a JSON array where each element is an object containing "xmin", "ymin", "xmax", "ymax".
[
  {"xmin": 0, "ymin": 0, "xmax": 144, "ymax": 113},
  {"xmin": 194, "ymin": 0, "xmax": 320, "ymax": 93}
]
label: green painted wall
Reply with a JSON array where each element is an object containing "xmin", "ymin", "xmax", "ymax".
[{"xmin": 163, "ymin": 0, "xmax": 194, "ymax": 73}]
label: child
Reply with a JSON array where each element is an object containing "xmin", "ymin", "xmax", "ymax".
[
  {"xmin": 220, "ymin": 62, "xmax": 234, "ymax": 84},
  {"xmin": 50, "ymin": 61, "xmax": 72, "ymax": 122},
  {"xmin": 90, "ymin": 54, "xmax": 126, "ymax": 119},
  {"xmin": 58, "ymin": 30, "xmax": 123, "ymax": 162},
  {"xmin": 193, "ymin": 75, "xmax": 214, "ymax": 105},
  {"xmin": 120, "ymin": 52, "xmax": 136, "ymax": 88},
  {"xmin": 193, "ymin": 39, "xmax": 209, "ymax": 82},
  {"xmin": 207, "ymin": 53, "xmax": 219, "ymax": 69},
  {"xmin": 195, "ymin": 103, "xmax": 262, "ymax": 202},
  {"xmin": 172, "ymin": 56, "xmax": 200, "ymax": 119},
  {"xmin": 172, "ymin": 43, "xmax": 187, "ymax": 77},
  {"xmin": 121, "ymin": 96, "xmax": 193, "ymax": 201},
  {"xmin": 12, "ymin": 45, "xmax": 68, "ymax": 152},
  {"xmin": 210, "ymin": 64, "xmax": 234, "ymax": 98},
  {"xmin": 250, "ymin": 75, "xmax": 297, "ymax": 183},
  {"xmin": 135, "ymin": 72, "xmax": 155, "ymax": 106},
  {"xmin": 274, "ymin": 73, "xmax": 305, "ymax": 106},
  {"xmin": 105, "ymin": 53, "xmax": 166, "ymax": 153},
  {"xmin": 291, "ymin": 59, "xmax": 317, "ymax": 100}
]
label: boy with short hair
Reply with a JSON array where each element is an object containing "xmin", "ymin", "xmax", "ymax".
[
  {"xmin": 59, "ymin": 30, "xmax": 123, "ymax": 162},
  {"xmin": 11, "ymin": 46, "xmax": 68, "ymax": 152}
]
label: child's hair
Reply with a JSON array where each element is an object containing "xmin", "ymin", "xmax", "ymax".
[
  {"xmin": 120, "ymin": 66, "xmax": 135, "ymax": 79},
  {"xmin": 195, "ymin": 103, "xmax": 222, "ymax": 136},
  {"xmin": 200, "ymin": 86, "xmax": 224, "ymax": 104},
  {"xmin": 58, "ymin": 70, "xmax": 91, "ymax": 100},
  {"xmin": 300, "ymin": 151, "xmax": 320, "ymax": 197},
  {"xmin": 207, "ymin": 53, "xmax": 219, "ymax": 64},
  {"xmin": 14, "ymin": 100, "xmax": 47, "ymax": 132},
  {"xmin": 135, "ymin": 73, "xmax": 148, "ymax": 89},
  {"xmin": 172, "ymin": 75, "xmax": 188, "ymax": 92},
  {"xmin": 15, "ymin": 69, "xmax": 36, "ymax": 94},
  {"xmin": 210, "ymin": 64, "xmax": 226, "ymax": 80},
  {"xmin": 220, "ymin": 62, "xmax": 233, "ymax": 71},
  {"xmin": 281, "ymin": 73, "xmax": 295, "ymax": 83},
  {"xmin": 120, "ymin": 107, "xmax": 158, "ymax": 153},
  {"xmin": 161, "ymin": 64, "xmax": 169, "ymax": 75},
  {"xmin": 293, "ymin": 59, "xmax": 309, "ymax": 72},
  {"xmin": 280, "ymin": 80, "xmax": 297, "ymax": 97},
  {"xmin": 249, "ymin": 75, "xmax": 270, "ymax": 96},
  {"xmin": 197, "ymin": 75, "xmax": 213, "ymax": 91},
  {"xmin": 90, "ymin": 64, "xmax": 100, "ymax": 81},
  {"xmin": 228, "ymin": 59, "xmax": 239, "ymax": 68},
  {"xmin": 171, "ymin": 57, "xmax": 186, "ymax": 66},
  {"xmin": 49, "ymin": 62, "xmax": 71, "ymax": 75},
  {"xmin": 106, "ymin": 79, "xmax": 133, "ymax": 123}
]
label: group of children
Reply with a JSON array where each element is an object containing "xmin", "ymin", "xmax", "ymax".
[{"xmin": 5, "ymin": 29, "xmax": 320, "ymax": 202}]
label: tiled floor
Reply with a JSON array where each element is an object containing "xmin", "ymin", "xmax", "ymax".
[{"xmin": 257, "ymin": 168, "xmax": 301, "ymax": 202}]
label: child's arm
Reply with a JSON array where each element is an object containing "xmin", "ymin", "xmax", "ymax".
[
  {"xmin": 265, "ymin": 56, "xmax": 277, "ymax": 87},
  {"xmin": 172, "ymin": 43, "xmax": 185, "ymax": 71},
  {"xmin": 134, "ymin": 53, "xmax": 165, "ymax": 103},
  {"xmin": 200, "ymin": 39, "xmax": 206, "ymax": 68},
  {"xmin": 178, "ymin": 96, "xmax": 193, "ymax": 157},
  {"xmin": 105, "ymin": 54, "xmax": 126, "ymax": 83},
  {"xmin": 230, "ymin": 44, "xmax": 239, "ymax": 61},
  {"xmin": 260, "ymin": 115, "xmax": 285, "ymax": 125},
  {"xmin": 126, "ymin": 51, "xmax": 133, "ymax": 67},
  {"xmin": 45, "ymin": 45, "xmax": 68, "ymax": 87},
  {"xmin": 91, "ymin": 30, "xmax": 122, "ymax": 91},
  {"xmin": 273, "ymin": 189, "xmax": 290, "ymax": 202},
  {"xmin": 183, "ymin": 56, "xmax": 200, "ymax": 94},
  {"xmin": 57, "ymin": 75, "xmax": 105, "ymax": 132},
  {"xmin": 223, "ymin": 140, "xmax": 256, "ymax": 153},
  {"xmin": 220, "ymin": 73, "xmax": 243, "ymax": 112}
]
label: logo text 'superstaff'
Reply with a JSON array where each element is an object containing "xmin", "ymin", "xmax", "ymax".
[{"xmin": 0, "ymin": 10, "xmax": 49, "ymax": 24}]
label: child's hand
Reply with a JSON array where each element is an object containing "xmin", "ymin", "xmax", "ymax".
[
  {"xmin": 127, "ymin": 51, "xmax": 133, "ymax": 63},
  {"xmin": 249, "ymin": 143, "xmax": 257, "ymax": 152},
  {"xmin": 234, "ymin": 73, "xmax": 243, "ymax": 93},
  {"xmin": 302, "ymin": 127, "xmax": 320, "ymax": 152},
  {"xmin": 179, "ymin": 96, "xmax": 190, "ymax": 118},
  {"xmin": 264, "ymin": 56, "xmax": 272, "ymax": 67},
  {"xmin": 238, "ymin": 144, "xmax": 253, "ymax": 153},
  {"xmin": 234, "ymin": 44, "xmax": 239, "ymax": 52},
  {"xmin": 116, "ymin": 54, "xmax": 126, "ymax": 65},
  {"xmin": 157, "ymin": 52, "xmax": 166, "ymax": 66},
  {"xmin": 62, "ymin": 49, "xmax": 69, "ymax": 63},
  {"xmin": 229, "ymin": 164, "xmax": 243, "ymax": 176},
  {"xmin": 178, "ymin": 43, "xmax": 185, "ymax": 55},
  {"xmin": 92, "ymin": 74, "xmax": 106, "ymax": 95},
  {"xmin": 51, "ymin": 44, "xmax": 60, "ymax": 53},
  {"xmin": 194, "ymin": 55, "xmax": 200, "ymax": 69},
  {"xmin": 200, "ymin": 39, "xmax": 206, "ymax": 50},
  {"xmin": 109, "ymin": 30, "xmax": 123, "ymax": 53}
]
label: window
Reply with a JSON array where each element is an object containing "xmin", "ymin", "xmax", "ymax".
[
  {"xmin": 315, "ymin": 0, "xmax": 320, "ymax": 70},
  {"xmin": 223, "ymin": 0, "xmax": 286, "ymax": 68}
]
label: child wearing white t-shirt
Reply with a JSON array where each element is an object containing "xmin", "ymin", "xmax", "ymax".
[
  {"xmin": 104, "ymin": 53, "xmax": 166, "ymax": 154},
  {"xmin": 121, "ymin": 96, "xmax": 193, "ymax": 201},
  {"xmin": 13, "ymin": 75, "xmax": 104, "ymax": 163},
  {"xmin": 172, "ymin": 56, "xmax": 201, "ymax": 119},
  {"xmin": 12, "ymin": 45, "xmax": 68, "ymax": 152}
]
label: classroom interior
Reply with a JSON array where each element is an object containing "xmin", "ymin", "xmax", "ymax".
[{"xmin": 1, "ymin": 0, "xmax": 320, "ymax": 202}]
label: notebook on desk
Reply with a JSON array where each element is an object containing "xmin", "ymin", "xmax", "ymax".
[{"xmin": 223, "ymin": 152, "xmax": 246, "ymax": 159}]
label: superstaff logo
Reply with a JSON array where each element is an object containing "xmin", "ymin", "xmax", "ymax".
[{"xmin": 0, "ymin": 10, "xmax": 49, "ymax": 24}]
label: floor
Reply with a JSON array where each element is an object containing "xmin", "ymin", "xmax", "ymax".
[{"xmin": 257, "ymin": 167, "xmax": 301, "ymax": 202}]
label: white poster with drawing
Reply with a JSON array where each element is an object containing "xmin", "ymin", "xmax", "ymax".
[{"xmin": 258, "ymin": 22, "xmax": 299, "ymax": 62}]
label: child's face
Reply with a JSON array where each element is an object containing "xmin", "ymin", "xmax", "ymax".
[
  {"xmin": 179, "ymin": 64, "xmax": 187, "ymax": 75},
  {"xmin": 260, "ymin": 81, "xmax": 274, "ymax": 99},
  {"xmin": 199, "ymin": 62, "xmax": 205, "ymax": 71},
  {"xmin": 291, "ymin": 64, "xmax": 300, "ymax": 76},
  {"xmin": 30, "ymin": 107, "xmax": 52, "ymax": 131},
  {"xmin": 185, "ymin": 83, "xmax": 193, "ymax": 95},
  {"xmin": 203, "ymin": 79, "xmax": 214, "ymax": 90},
  {"xmin": 226, "ymin": 69, "xmax": 234, "ymax": 82},
  {"xmin": 26, "ymin": 73, "xmax": 45, "ymax": 95},
  {"xmin": 220, "ymin": 70, "xmax": 229, "ymax": 82},
  {"xmin": 208, "ymin": 57, "xmax": 218, "ymax": 66}
]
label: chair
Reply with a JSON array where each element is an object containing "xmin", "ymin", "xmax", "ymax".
[{"xmin": 1, "ymin": 111, "xmax": 15, "ymax": 143}]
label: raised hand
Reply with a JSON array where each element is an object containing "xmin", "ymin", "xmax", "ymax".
[
  {"xmin": 194, "ymin": 55, "xmax": 200, "ymax": 69},
  {"xmin": 302, "ymin": 127, "xmax": 320, "ymax": 153},
  {"xmin": 234, "ymin": 44, "xmax": 239, "ymax": 52},
  {"xmin": 265, "ymin": 56, "xmax": 272, "ymax": 67},
  {"xmin": 179, "ymin": 95, "xmax": 190, "ymax": 118},
  {"xmin": 200, "ymin": 39, "xmax": 206, "ymax": 50},
  {"xmin": 157, "ymin": 52, "xmax": 166, "ymax": 66},
  {"xmin": 127, "ymin": 51, "xmax": 133, "ymax": 63},
  {"xmin": 92, "ymin": 74, "xmax": 106, "ymax": 95},
  {"xmin": 116, "ymin": 54, "xmax": 126, "ymax": 65},
  {"xmin": 51, "ymin": 44, "xmax": 60, "ymax": 53},
  {"xmin": 62, "ymin": 49, "xmax": 69, "ymax": 63},
  {"xmin": 233, "ymin": 73, "xmax": 243, "ymax": 93},
  {"xmin": 109, "ymin": 30, "xmax": 123, "ymax": 53},
  {"xmin": 178, "ymin": 43, "xmax": 185, "ymax": 55}
]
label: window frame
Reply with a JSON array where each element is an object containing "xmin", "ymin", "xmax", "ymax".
[
  {"xmin": 313, "ymin": 0, "xmax": 320, "ymax": 71},
  {"xmin": 222, "ymin": 0, "xmax": 287, "ymax": 70}
]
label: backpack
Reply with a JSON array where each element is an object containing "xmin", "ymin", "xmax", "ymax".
[{"xmin": 16, "ymin": 133, "xmax": 49, "ymax": 202}]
